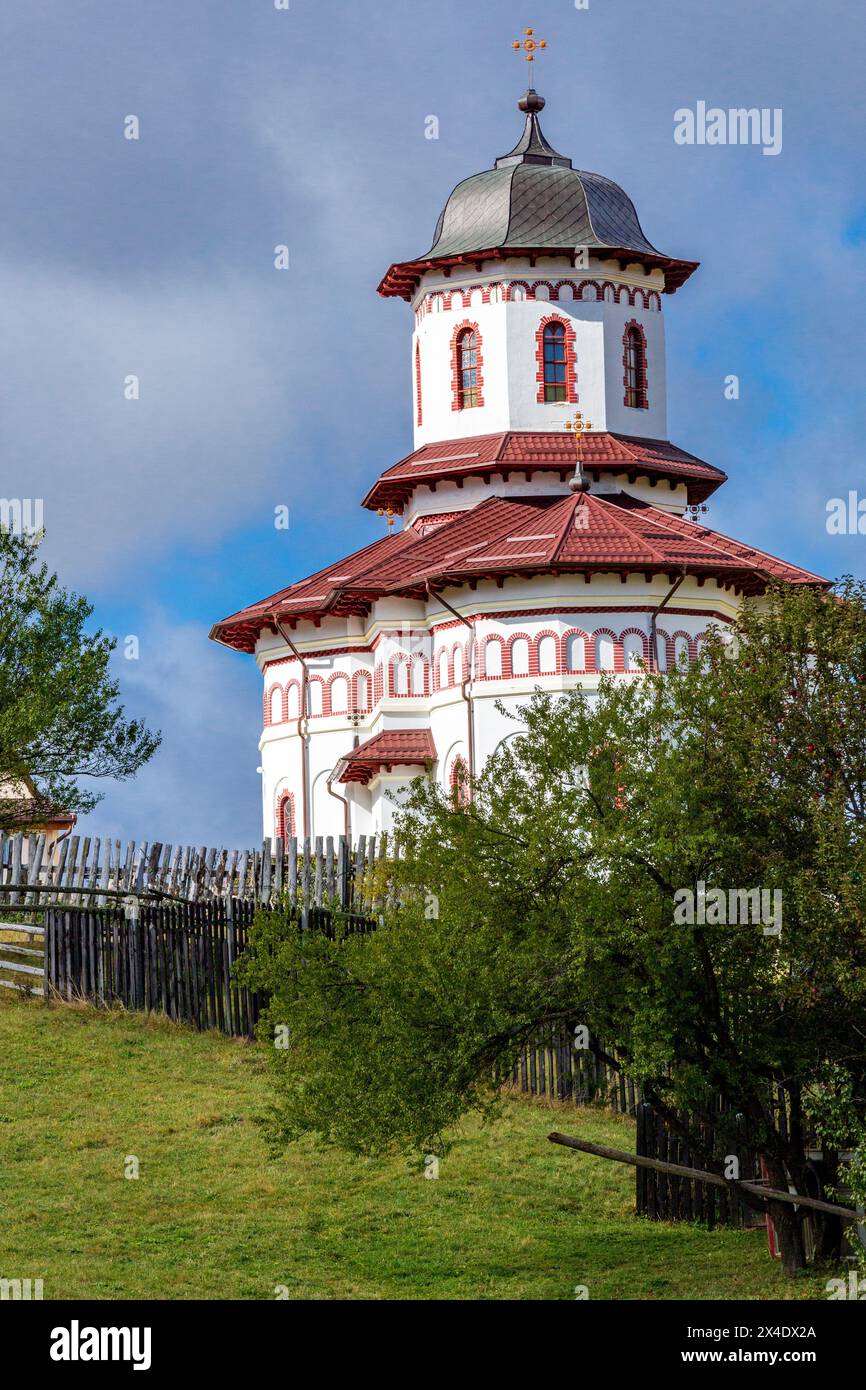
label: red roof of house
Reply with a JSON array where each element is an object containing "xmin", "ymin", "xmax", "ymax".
[
  {"xmin": 338, "ymin": 729, "xmax": 437, "ymax": 784},
  {"xmin": 210, "ymin": 490, "xmax": 827, "ymax": 653},
  {"xmin": 362, "ymin": 431, "xmax": 726, "ymax": 512}
]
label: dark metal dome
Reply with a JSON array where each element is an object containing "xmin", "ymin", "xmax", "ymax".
[{"xmin": 379, "ymin": 91, "xmax": 698, "ymax": 301}]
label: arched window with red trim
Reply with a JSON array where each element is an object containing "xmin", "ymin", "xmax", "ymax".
[
  {"xmin": 415, "ymin": 340, "xmax": 423, "ymax": 426},
  {"xmin": 542, "ymin": 321, "xmax": 567, "ymax": 402},
  {"xmin": 450, "ymin": 756, "xmax": 469, "ymax": 808},
  {"xmin": 456, "ymin": 327, "xmax": 480, "ymax": 409},
  {"xmin": 276, "ymin": 792, "xmax": 295, "ymax": 842},
  {"xmin": 623, "ymin": 322, "xmax": 648, "ymax": 409}
]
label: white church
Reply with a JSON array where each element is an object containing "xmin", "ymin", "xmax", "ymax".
[{"xmin": 211, "ymin": 81, "xmax": 822, "ymax": 843}]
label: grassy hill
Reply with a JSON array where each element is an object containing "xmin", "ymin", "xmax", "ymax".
[{"xmin": 0, "ymin": 994, "xmax": 835, "ymax": 1301}]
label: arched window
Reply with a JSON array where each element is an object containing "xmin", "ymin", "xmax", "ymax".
[
  {"xmin": 450, "ymin": 756, "xmax": 469, "ymax": 809},
  {"xmin": 393, "ymin": 659, "xmax": 409, "ymax": 696},
  {"xmin": 511, "ymin": 637, "xmax": 530, "ymax": 676},
  {"xmin": 595, "ymin": 633, "xmax": 615, "ymax": 672},
  {"xmin": 269, "ymin": 687, "xmax": 283, "ymax": 725},
  {"xmin": 566, "ymin": 633, "xmax": 586, "ymax": 672},
  {"xmin": 484, "ymin": 638, "xmax": 503, "ymax": 678},
  {"xmin": 542, "ymin": 322, "xmax": 567, "ymax": 402},
  {"xmin": 415, "ymin": 340, "xmax": 422, "ymax": 426},
  {"xmin": 624, "ymin": 322, "xmax": 648, "ymax": 409},
  {"xmin": 456, "ymin": 328, "xmax": 480, "ymax": 409},
  {"xmin": 623, "ymin": 633, "xmax": 645, "ymax": 672},
  {"xmin": 538, "ymin": 635, "xmax": 557, "ymax": 673},
  {"xmin": 329, "ymin": 676, "xmax": 348, "ymax": 714},
  {"xmin": 276, "ymin": 792, "xmax": 295, "ymax": 842}
]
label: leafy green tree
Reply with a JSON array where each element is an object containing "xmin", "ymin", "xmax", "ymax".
[
  {"xmin": 0, "ymin": 527, "xmax": 160, "ymax": 824},
  {"xmin": 242, "ymin": 581, "xmax": 866, "ymax": 1275}
]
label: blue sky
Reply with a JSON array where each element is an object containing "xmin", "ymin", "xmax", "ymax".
[{"xmin": 3, "ymin": 0, "xmax": 864, "ymax": 846}]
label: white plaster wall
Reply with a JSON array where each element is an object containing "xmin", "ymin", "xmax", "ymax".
[
  {"xmin": 412, "ymin": 259, "xmax": 667, "ymax": 450},
  {"xmin": 255, "ymin": 575, "xmax": 739, "ymax": 839},
  {"xmin": 404, "ymin": 473, "xmax": 689, "ymax": 529}
]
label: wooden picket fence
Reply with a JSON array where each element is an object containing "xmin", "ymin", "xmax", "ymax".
[
  {"xmin": 44, "ymin": 900, "xmax": 263, "ymax": 1037},
  {"xmin": 635, "ymin": 1100, "xmax": 765, "ymax": 1229},
  {"xmin": 40, "ymin": 898, "xmax": 376, "ymax": 1038},
  {"xmin": 509, "ymin": 1023, "xmax": 642, "ymax": 1116},
  {"xmin": 0, "ymin": 829, "xmax": 392, "ymax": 908}
]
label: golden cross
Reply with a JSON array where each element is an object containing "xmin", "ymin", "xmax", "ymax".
[
  {"xmin": 513, "ymin": 27, "xmax": 547, "ymax": 68},
  {"xmin": 565, "ymin": 411, "xmax": 593, "ymax": 460}
]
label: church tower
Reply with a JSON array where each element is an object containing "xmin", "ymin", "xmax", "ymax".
[{"xmin": 212, "ymin": 69, "xmax": 824, "ymax": 845}]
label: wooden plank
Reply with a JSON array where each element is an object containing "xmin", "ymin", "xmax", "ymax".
[
  {"xmin": 0, "ymin": 958, "xmax": 43, "ymax": 977},
  {"xmin": 287, "ymin": 839, "xmax": 297, "ymax": 910},
  {"xmin": 300, "ymin": 839, "xmax": 311, "ymax": 926},
  {"xmin": 75, "ymin": 838, "xmax": 92, "ymax": 906},
  {"xmin": 273, "ymin": 838, "xmax": 284, "ymax": 898},
  {"xmin": 313, "ymin": 837, "xmax": 323, "ymax": 907},
  {"xmin": 547, "ymin": 1132, "xmax": 862, "ymax": 1221},
  {"xmin": 260, "ymin": 839, "xmax": 273, "ymax": 905},
  {"xmin": 0, "ymin": 942, "xmax": 44, "ymax": 958},
  {"xmin": 25, "ymin": 834, "xmax": 46, "ymax": 905},
  {"xmin": 9, "ymin": 833, "xmax": 23, "ymax": 906},
  {"xmin": 336, "ymin": 838, "xmax": 348, "ymax": 910},
  {"xmin": 325, "ymin": 837, "xmax": 335, "ymax": 901}
]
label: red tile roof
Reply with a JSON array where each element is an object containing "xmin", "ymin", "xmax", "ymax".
[
  {"xmin": 338, "ymin": 729, "xmax": 437, "ymax": 784},
  {"xmin": 210, "ymin": 491, "xmax": 827, "ymax": 653},
  {"xmin": 362, "ymin": 431, "xmax": 726, "ymax": 512}
]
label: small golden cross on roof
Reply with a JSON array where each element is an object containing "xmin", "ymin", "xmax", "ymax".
[
  {"xmin": 565, "ymin": 411, "xmax": 593, "ymax": 459},
  {"xmin": 513, "ymin": 27, "xmax": 547, "ymax": 67}
]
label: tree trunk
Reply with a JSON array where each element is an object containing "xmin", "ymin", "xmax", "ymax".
[{"xmin": 763, "ymin": 1155, "xmax": 807, "ymax": 1274}]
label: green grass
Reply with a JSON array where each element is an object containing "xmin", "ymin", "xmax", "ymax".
[{"xmin": 0, "ymin": 993, "xmax": 839, "ymax": 1300}]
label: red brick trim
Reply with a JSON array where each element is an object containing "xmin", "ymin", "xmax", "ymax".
[
  {"xmin": 285, "ymin": 680, "xmax": 301, "ymax": 718},
  {"xmin": 623, "ymin": 319, "xmax": 649, "ymax": 409},
  {"xmin": 535, "ymin": 628, "xmax": 560, "ymax": 674},
  {"xmin": 506, "ymin": 632, "xmax": 533, "ymax": 677},
  {"xmin": 481, "ymin": 634, "xmax": 505, "ymax": 677},
  {"xmin": 535, "ymin": 314, "xmax": 578, "ymax": 405},
  {"xmin": 418, "ymin": 280, "xmax": 662, "ymax": 317},
  {"xmin": 352, "ymin": 671, "xmax": 372, "ymax": 711},
  {"xmin": 577, "ymin": 280, "xmax": 602, "ymax": 301},
  {"xmin": 561, "ymin": 627, "xmax": 591, "ymax": 673},
  {"xmin": 415, "ymin": 339, "xmax": 422, "ymax": 427},
  {"xmin": 450, "ymin": 321, "xmax": 484, "ymax": 411},
  {"xmin": 592, "ymin": 627, "xmax": 621, "ymax": 673},
  {"xmin": 325, "ymin": 670, "xmax": 350, "ymax": 715},
  {"xmin": 619, "ymin": 627, "xmax": 650, "ymax": 670},
  {"xmin": 669, "ymin": 629, "xmax": 697, "ymax": 665},
  {"xmin": 264, "ymin": 683, "xmax": 283, "ymax": 727}
]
